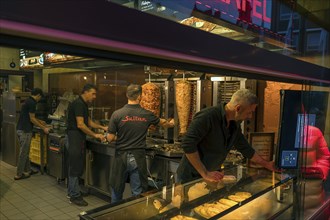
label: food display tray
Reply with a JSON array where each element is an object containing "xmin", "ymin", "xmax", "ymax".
[
  {"xmin": 148, "ymin": 143, "xmax": 184, "ymax": 158},
  {"xmin": 154, "ymin": 149, "xmax": 183, "ymax": 158}
]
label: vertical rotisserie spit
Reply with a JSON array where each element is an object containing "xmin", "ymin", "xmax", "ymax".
[
  {"xmin": 140, "ymin": 82, "xmax": 161, "ymax": 117},
  {"xmin": 175, "ymin": 80, "xmax": 192, "ymax": 135}
]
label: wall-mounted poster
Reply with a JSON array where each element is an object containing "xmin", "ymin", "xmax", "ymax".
[{"xmin": 249, "ymin": 132, "xmax": 275, "ymax": 168}]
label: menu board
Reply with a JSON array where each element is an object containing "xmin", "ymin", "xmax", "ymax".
[
  {"xmin": 19, "ymin": 49, "xmax": 44, "ymax": 69},
  {"xmin": 248, "ymin": 132, "xmax": 274, "ymax": 168}
]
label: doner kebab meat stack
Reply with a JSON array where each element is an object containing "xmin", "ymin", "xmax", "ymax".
[
  {"xmin": 175, "ymin": 80, "xmax": 191, "ymax": 135},
  {"xmin": 140, "ymin": 82, "xmax": 161, "ymax": 117}
]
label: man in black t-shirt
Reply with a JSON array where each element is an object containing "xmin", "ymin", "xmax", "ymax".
[
  {"xmin": 106, "ymin": 84, "xmax": 174, "ymax": 203},
  {"xmin": 66, "ymin": 84, "xmax": 107, "ymax": 206},
  {"xmin": 15, "ymin": 88, "xmax": 50, "ymax": 180}
]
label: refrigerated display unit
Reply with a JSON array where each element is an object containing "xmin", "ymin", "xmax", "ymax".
[
  {"xmin": 1, "ymin": 91, "xmax": 30, "ymax": 166},
  {"xmin": 276, "ymin": 90, "xmax": 329, "ymax": 170},
  {"xmin": 79, "ymin": 167, "xmax": 296, "ymax": 220}
]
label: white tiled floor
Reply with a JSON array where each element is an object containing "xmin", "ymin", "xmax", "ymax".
[{"xmin": 0, "ymin": 160, "xmax": 109, "ymax": 220}]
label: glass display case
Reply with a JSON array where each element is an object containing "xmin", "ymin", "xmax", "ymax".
[{"xmin": 79, "ymin": 167, "xmax": 295, "ymax": 220}]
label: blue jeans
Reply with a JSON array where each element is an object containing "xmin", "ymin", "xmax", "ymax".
[
  {"xmin": 68, "ymin": 175, "xmax": 81, "ymax": 198},
  {"xmin": 16, "ymin": 130, "xmax": 33, "ymax": 176},
  {"xmin": 111, "ymin": 153, "xmax": 142, "ymax": 203}
]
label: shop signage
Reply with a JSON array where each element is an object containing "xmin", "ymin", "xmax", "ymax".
[
  {"xmin": 19, "ymin": 49, "xmax": 44, "ymax": 69},
  {"xmin": 193, "ymin": 0, "xmax": 272, "ymax": 28},
  {"xmin": 139, "ymin": 0, "xmax": 154, "ymax": 12},
  {"xmin": 220, "ymin": 0, "xmax": 270, "ymax": 22},
  {"xmin": 43, "ymin": 52, "xmax": 87, "ymax": 64},
  {"xmin": 19, "ymin": 50, "xmax": 90, "ymax": 68}
]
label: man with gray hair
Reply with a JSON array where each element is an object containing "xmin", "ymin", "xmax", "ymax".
[
  {"xmin": 106, "ymin": 84, "xmax": 174, "ymax": 203},
  {"xmin": 177, "ymin": 88, "xmax": 277, "ymax": 183}
]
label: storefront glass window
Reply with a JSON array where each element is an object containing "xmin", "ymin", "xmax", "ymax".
[{"xmin": 108, "ymin": 0, "xmax": 329, "ymax": 69}]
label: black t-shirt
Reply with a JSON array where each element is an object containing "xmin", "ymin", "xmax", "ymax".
[
  {"xmin": 181, "ymin": 103, "xmax": 255, "ymax": 171},
  {"xmin": 17, "ymin": 96, "xmax": 37, "ymax": 132},
  {"xmin": 108, "ymin": 104, "xmax": 160, "ymax": 151},
  {"xmin": 67, "ymin": 96, "xmax": 89, "ymax": 137}
]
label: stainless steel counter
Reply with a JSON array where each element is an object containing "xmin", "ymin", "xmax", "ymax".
[
  {"xmin": 85, "ymin": 138, "xmax": 116, "ymax": 196},
  {"xmin": 147, "ymin": 154, "xmax": 181, "ymax": 187},
  {"xmin": 85, "ymin": 139, "xmax": 184, "ymax": 197},
  {"xmin": 86, "ymin": 138, "xmax": 116, "ymax": 156}
]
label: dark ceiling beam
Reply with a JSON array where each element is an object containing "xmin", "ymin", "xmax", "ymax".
[{"xmin": 0, "ymin": 0, "xmax": 329, "ymax": 85}]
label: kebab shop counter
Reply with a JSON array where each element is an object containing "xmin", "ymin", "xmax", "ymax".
[{"xmin": 79, "ymin": 167, "xmax": 295, "ymax": 220}]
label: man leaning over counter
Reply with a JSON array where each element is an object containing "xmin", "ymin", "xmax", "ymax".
[
  {"xmin": 177, "ymin": 89, "xmax": 278, "ymax": 183},
  {"xmin": 66, "ymin": 83, "xmax": 107, "ymax": 206},
  {"xmin": 14, "ymin": 88, "xmax": 50, "ymax": 180}
]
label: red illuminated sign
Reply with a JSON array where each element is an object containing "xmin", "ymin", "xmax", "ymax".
[{"xmin": 195, "ymin": 0, "xmax": 272, "ymax": 27}]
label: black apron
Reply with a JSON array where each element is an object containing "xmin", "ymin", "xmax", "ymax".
[
  {"xmin": 67, "ymin": 130, "xmax": 86, "ymax": 177},
  {"xmin": 109, "ymin": 149, "xmax": 148, "ymax": 193}
]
